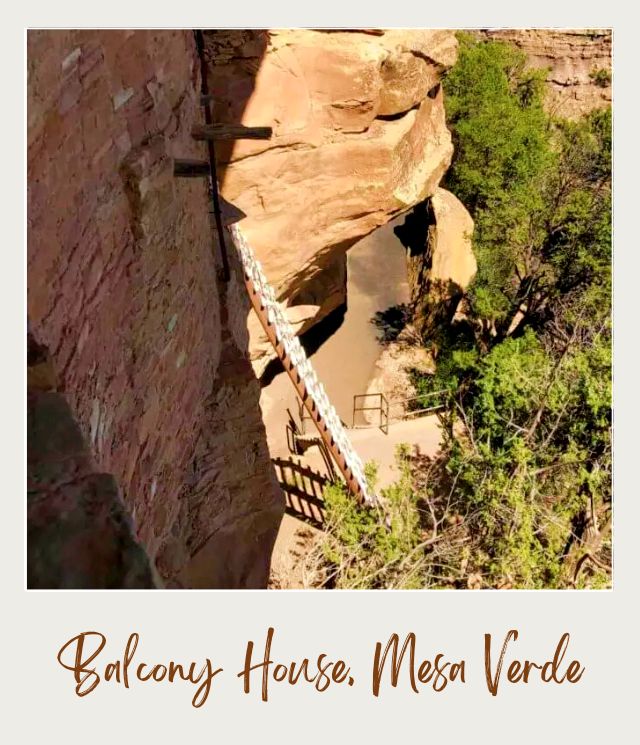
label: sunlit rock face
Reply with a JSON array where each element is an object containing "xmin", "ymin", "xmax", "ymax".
[
  {"xmin": 401, "ymin": 187, "xmax": 476, "ymax": 339},
  {"xmin": 204, "ymin": 29, "xmax": 459, "ymax": 374}
]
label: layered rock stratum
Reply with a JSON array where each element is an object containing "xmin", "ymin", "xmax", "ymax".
[
  {"xmin": 475, "ymin": 29, "xmax": 612, "ymax": 119},
  {"xmin": 204, "ymin": 29, "xmax": 461, "ymax": 373}
]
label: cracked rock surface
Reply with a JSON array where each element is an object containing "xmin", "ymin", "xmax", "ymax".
[{"xmin": 204, "ymin": 29, "xmax": 459, "ymax": 374}]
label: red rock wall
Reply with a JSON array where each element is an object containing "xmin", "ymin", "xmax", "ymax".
[
  {"xmin": 27, "ymin": 30, "xmax": 282, "ymax": 588},
  {"xmin": 28, "ymin": 330, "xmax": 157, "ymax": 589}
]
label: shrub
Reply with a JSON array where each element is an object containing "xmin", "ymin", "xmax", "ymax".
[
  {"xmin": 589, "ymin": 67, "xmax": 611, "ymax": 87},
  {"xmin": 307, "ymin": 448, "xmax": 429, "ymax": 589}
]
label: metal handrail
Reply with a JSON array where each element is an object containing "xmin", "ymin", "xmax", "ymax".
[
  {"xmin": 400, "ymin": 404, "xmax": 446, "ymax": 418},
  {"xmin": 391, "ymin": 389, "xmax": 448, "ymax": 405},
  {"xmin": 352, "ymin": 389, "xmax": 447, "ymax": 431},
  {"xmin": 352, "ymin": 392, "xmax": 389, "ymax": 434}
]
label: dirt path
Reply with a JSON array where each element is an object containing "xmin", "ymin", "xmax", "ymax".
[
  {"xmin": 262, "ymin": 218, "xmax": 442, "ymax": 588},
  {"xmin": 260, "ymin": 216, "xmax": 410, "ymax": 443}
]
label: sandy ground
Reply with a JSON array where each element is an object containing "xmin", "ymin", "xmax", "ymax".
[
  {"xmin": 348, "ymin": 417, "xmax": 443, "ymax": 489},
  {"xmin": 261, "ymin": 218, "xmax": 443, "ymax": 588},
  {"xmin": 260, "ymin": 217, "xmax": 411, "ymax": 444}
]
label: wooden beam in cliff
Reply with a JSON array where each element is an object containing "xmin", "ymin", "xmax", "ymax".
[
  {"xmin": 173, "ymin": 159, "xmax": 210, "ymax": 177},
  {"xmin": 191, "ymin": 124, "xmax": 273, "ymax": 142}
]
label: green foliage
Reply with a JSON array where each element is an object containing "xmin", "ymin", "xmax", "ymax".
[
  {"xmin": 589, "ymin": 67, "xmax": 611, "ymax": 87},
  {"xmin": 442, "ymin": 36, "xmax": 611, "ymax": 339},
  {"xmin": 319, "ymin": 451, "xmax": 426, "ymax": 589},
  {"xmin": 545, "ymin": 109, "xmax": 612, "ymax": 300},
  {"xmin": 444, "ymin": 34, "xmax": 550, "ymax": 213},
  {"xmin": 315, "ymin": 35, "xmax": 611, "ymax": 590},
  {"xmin": 443, "ymin": 34, "xmax": 553, "ymax": 326},
  {"xmin": 442, "ymin": 323, "xmax": 611, "ymax": 588}
]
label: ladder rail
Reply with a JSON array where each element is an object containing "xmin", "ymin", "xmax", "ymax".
[{"xmin": 229, "ymin": 224, "xmax": 377, "ymax": 506}]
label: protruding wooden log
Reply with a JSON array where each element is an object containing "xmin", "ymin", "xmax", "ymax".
[
  {"xmin": 173, "ymin": 159, "xmax": 210, "ymax": 177},
  {"xmin": 191, "ymin": 124, "xmax": 273, "ymax": 142}
]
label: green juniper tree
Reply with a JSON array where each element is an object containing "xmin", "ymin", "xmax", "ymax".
[{"xmin": 311, "ymin": 34, "xmax": 611, "ymax": 590}]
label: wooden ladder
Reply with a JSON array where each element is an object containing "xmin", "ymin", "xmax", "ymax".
[
  {"xmin": 229, "ymin": 224, "xmax": 376, "ymax": 506},
  {"xmin": 172, "ymin": 49, "xmax": 376, "ymax": 505}
]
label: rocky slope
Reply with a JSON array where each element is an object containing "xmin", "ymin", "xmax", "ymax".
[
  {"xmin": 204, "ymin": 29, "xmax": 460, "ymax": 374},
  {"xmin": 475, "ymin": 29, "xmax": 612, "ymax": 119}
]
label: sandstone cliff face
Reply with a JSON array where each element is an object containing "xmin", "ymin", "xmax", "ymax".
[
  {"xmin": 476, "ymin": 29, "xmax": 612, "ymax": 119},
  {"xmin": 363, "ymin": 187, "xmax": 475, "ymax": 420},
  {"xmin": 27, "ymin": 29, "xmax": 472, "ymax": 587},
  {"xmin": 28, "ymin": 332, "xmax": 157, "ymax": 589},
  {"xmin": 395, "ymin": 187, "xmax": 475, "ymax": 339},
  {"xmin": 204, "ymin": 29, "xmax": 459, "ymax": 373},
  {"xmin": 424, "ymin": 188, "xmax": 476, "ymax": 290},
  {"xmin": 27, "ymin": 30, "xmax": 282, "ymax": 588}
]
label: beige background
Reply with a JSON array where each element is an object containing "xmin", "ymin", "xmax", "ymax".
[{"xmin": 8, "ymin": 1, "xmax": 636, "ymax": 742}]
